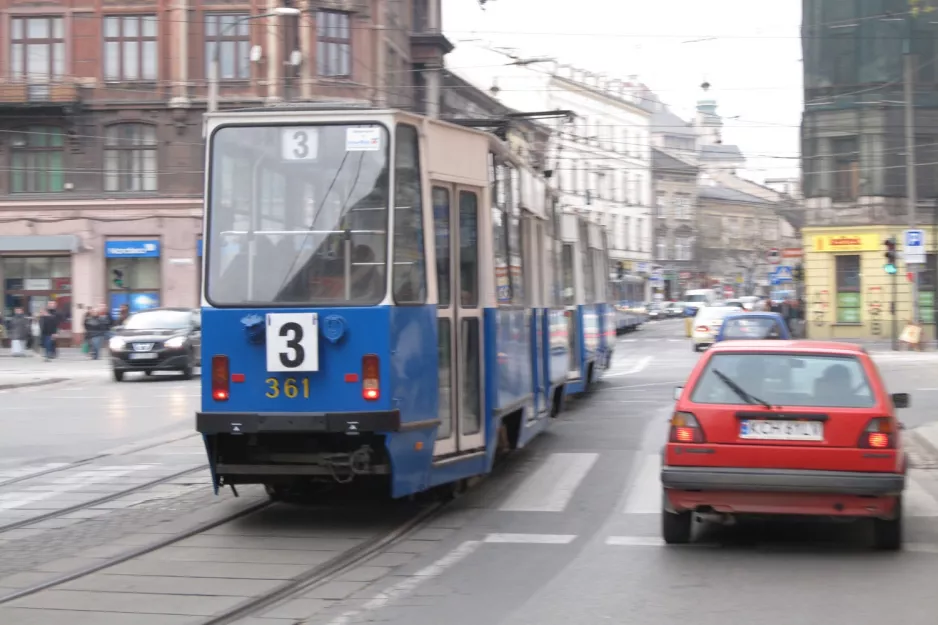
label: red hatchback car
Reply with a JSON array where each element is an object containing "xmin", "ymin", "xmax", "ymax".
[{"xmin": 661, "ymin": 340, "xmax": 909, "ymax": 550}]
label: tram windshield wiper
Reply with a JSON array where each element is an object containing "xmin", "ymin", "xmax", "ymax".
[{"xmin": 711, "ymin": 369, "xmax": 772, "ymax": 409}]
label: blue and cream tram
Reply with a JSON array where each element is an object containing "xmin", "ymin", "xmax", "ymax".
[
  {"xmin": 610, "ymin": 275, "xmax": 645, "ymax": 333},
  {"xmin": 196, "ymin": 107, "xmax": 580, "ymax": 499},
  {"xmin": 558, "ymin": 214, "xmax": 615, "ymax": 396}
]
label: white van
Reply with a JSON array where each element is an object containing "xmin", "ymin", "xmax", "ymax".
[{"xmin": 683, "ymin": 289, "xmax": 717, "ymax": 308}]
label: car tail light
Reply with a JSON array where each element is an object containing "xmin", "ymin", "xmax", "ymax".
[
  {"xmin": 858, "ymin": 417, "xmax": 897, "ymax": 449},
  {"xmin": 695, "ymin": 325, "xmax": 708, "ymax": 333},
  {"xmin": 211, "ymin": 355, "xmax": 230, "ymax": 401},
  {"xmin": 362, "ymin": 354, "xmax": 379, "ymax": 401},
  {"xmin": 669, "ymin": 411, "xmax": 706, "ymax": 443}
]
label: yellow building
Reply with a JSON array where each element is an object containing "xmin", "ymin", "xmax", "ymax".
[{"xmin": 803, "ymin": 226, "xmax": 937, "ymax": 340}]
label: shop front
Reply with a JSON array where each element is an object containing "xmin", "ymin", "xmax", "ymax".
[
  {"xmin": 804, "ymin": 227, "xmax": 937, "ymax": 340},
  {"xmin": 105, "ymin": 239, "xmax": 162, "ymax": 321},
  {"xmin": 0, "ymin": 235, "xmax": 78, "ymax": 345}
]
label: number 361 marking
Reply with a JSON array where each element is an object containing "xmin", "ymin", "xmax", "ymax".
[{"xmin": 266, "ymin": 378, "xmax": 310, "ymax": 399}]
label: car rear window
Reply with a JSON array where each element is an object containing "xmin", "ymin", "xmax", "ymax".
[
  {"xmin": 689, "ymin": 353, "xmax": 876, "ymax": 408},
  {"xmin": 721, "ymin": 318, "xmax": 784, "ymax": 339},
  {"xmin": 697, "ymin": 308, "xmax": 734, "ymax": 322}
]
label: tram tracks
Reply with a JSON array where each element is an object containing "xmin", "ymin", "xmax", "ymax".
[
  {"xmin": 0, "ymin": 432, "xmax": 202, "ymax": 489},
  {"xmin": 0, "ymin": 497, "xmax": 274, "ymax": 605},
  {"xmin": 0, "ymin": 463, "xmax": 209, "ymax": 535},
  {"xmin": 0, "ymin": 489, "xmax": 449, "ymax": 624},
  {"xmin": 199, "ymin": 502, "xmax": 444, "ymax": 625}
]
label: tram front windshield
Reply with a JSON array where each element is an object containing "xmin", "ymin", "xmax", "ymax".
[{"xmin": 206, "ymin": 123, "xmax": 390, "ymax": 306}]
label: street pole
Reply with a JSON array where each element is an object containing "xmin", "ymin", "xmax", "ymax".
[
  {"xmin": 904, "ymin": 20, "xmax": 921, "ymax": 323},
  {"xmin": 207, "ymin": 8, "xmax": 301, "ymax": 114},
  {"xmin": 893, "ymin": 250, "xmax": 899, "ymax": 351}
]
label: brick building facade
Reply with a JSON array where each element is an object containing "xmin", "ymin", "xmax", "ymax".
[{"xmin": 0, "ymin": 0, "xmax": 449, "ymax": 342}]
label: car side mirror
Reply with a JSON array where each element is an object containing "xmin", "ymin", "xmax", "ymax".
[
  {"xmin": 892, "ymin": 393, "xmax": 910, "ymax": 409},
  {"xmin": 673, "ymin": 386, "xmax": 683, "ymax": 400}
]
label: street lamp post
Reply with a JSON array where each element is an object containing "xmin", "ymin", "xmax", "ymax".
[{"xmin": 207, "ymin": 7, "xmax": 301, "ymax": 114}]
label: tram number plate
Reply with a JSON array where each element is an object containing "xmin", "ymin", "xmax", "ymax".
[
  {"xmin": 265, "ymin": 313, "xmax": 319, "ymax": 373},
  {"xmin": 128, "ymin": 353, "xmax": 159, "ymax": 360},
  {"xmin": 740, "ymin": 420, "xmax": 823, "ymax": 441},
  {"xmin": 265, "ymin": 377, "xmax": 311, "ymax": 399}
]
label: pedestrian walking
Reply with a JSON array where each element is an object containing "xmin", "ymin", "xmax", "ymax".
[
  {"xmin": 9, "ymin": 307, "xmax": 29, "ymax": 357},
  {"xmin": 39, "ymin": 301, "xmax": 61, "ymax": 361},
  {"xmin": 83, "ymin": 307, "xmax": 109, "ymax": 360}
]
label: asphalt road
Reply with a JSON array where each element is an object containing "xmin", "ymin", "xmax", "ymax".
[
  {"xmin": 0, "ymin": 357, "xmax": 198, "ymax": 467},
  {"xmin": 284, "ymin": 319, "xmax": 938, "ymax": 625},
  {"xmin": 4, "ymin": 322, "xmax": 938, "ymax": 624}
]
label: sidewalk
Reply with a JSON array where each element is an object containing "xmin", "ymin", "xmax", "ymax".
[{"xmin": 0, "ymin": 348, "xmax": 111, "ymax": 390}]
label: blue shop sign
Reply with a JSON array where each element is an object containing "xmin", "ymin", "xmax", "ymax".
[
  {"xmin": 105, "ymin": 239, "xmax": 161, "ymax": 258},
  {"xmin": 110, "ymin": 291, "xmax": 160, "ymax": 320},
  {"xmin": 197, "ymin": 238, "xmax": 203, "ymax": 257}
]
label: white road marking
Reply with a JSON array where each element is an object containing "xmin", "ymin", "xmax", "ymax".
[
  {"xmin": 0, "ymin": 463, "xmax": 70, "ymax": 481},
  {"xmin": 604, "ymin": 381, "xmax": 685, "ymax": 391},
  {"xmin": 623, "ymin": 454, "xmax": 662, "ymax": 515},
  {"xmin": 484, "ymin": 533, "xmax": 577, "ymax": 544},
  {"xmin": 603, "ymin": 356, "xmax": 653, "ymax": 379},
  {"xmin": 905, "ymin": 471, "xmax": 938, "ymax": 517},
  {"xmin": 324, "ymin": 540, "xmax": 482, "ymax": 625},
  {"xmin": 499, "ymin": 452, "xmax": 599, "ymax": 512},
  {"xmin": 0, "ymin": 465, "xmax": 153, "ymax": 511},
  {"xmin": 606, "ymin": 536, "xmax": 665, "ymax": 547}
]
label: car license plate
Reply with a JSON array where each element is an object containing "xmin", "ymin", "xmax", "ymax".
[
  {"xmin": 128, "ymin": 353, "xmax": 159, "ymax": 360},
  {"xmin": 740, "ymin": 420, "xmax": 823, "ymax": 441}
]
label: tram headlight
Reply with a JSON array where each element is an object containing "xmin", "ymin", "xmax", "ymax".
[{"xmin": 109, "ymin": 336, "xmax": 126, "ymax": 351}]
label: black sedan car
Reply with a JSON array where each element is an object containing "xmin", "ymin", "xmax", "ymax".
[{"xmin": 109, "ymin": 308, "xmax": 202, "ymax": 381}]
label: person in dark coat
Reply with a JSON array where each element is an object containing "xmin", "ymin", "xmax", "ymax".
[
  {"xmin": 39, "ymin": 301, "xmax": 61, "ymax": 361},
  {"xmin": 84, "ymin": 306, "xmax": 110, "ymax": 360}
]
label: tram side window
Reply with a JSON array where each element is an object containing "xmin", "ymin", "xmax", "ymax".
[
  {"xmin": 551, "ymin": 201, "xmax": 563, "ymax": 307},
  {"xmin": 459, "ymin": 190, "xmax": 479, "ymax": 308},
  {"xmin": 598, "ymin": 232, "xmax": 610, "ymax": 302},
  {"xmin": 433, "ymin": 186, "xmax": 451, "ymax": 307},
  {"xmin": 592, "ymin": 249, "xmax": 607, "ymax": 302},
  {"xmin": 507, "ymin": 165, "xmax": 525, "ymax": 306},
  {"xmin": 492, "ymin": 162, "xmax": 511, "ymax": 305},
  {"xmin": 561, "ymin": 243, "xmax": 575, "ymax": 307},
  {"xmin": 392, "ymin": 124, "xmax": 426, "ymax": 304},
  {"xmin": 578, "ymin": 220, "xmax": 594, "ymax": 303}
]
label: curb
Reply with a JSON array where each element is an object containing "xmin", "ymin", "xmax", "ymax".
[{"xmin": 0, "ymin": 377, "xmax": 68, "ymax": 391}]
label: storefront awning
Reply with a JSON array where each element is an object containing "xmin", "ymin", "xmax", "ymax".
[{"xmin": 0, "ymin": 235, "xmax": 79, "ymax": 253}]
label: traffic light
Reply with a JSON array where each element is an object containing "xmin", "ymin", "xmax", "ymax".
[
  {"xmin": 884, "ymin": 238, "xmax": 898, "ymax": 274},
  {"xmin": 112, "ymin": 269, "xmax": 124, "ymax": 288},
  {"xmin": 617, "ymin": 261, "xmax": 624, "ymax": 279},
  {"xmin": 793, "ymin": 264, "xmax": 804, "ymax": 282}
]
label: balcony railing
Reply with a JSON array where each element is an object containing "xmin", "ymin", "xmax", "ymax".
[{"xmin": 0, "ymin": 81, "xmax": 81, "ymax": 106}]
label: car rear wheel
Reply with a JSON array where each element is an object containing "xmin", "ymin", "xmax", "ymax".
[
  {"xmin": 112, "ymin": 369, "xmax": 124, "ymax": 382},
  {"xmin": 181, "ymin": 365, "xmax": 194, "ymax": 380},
  {"xmin": 662, "ymin": 494, "xmax": 693, "ymax": 545},
  {"xmin": 873, "ymin": 497, "xmax": 903, "ymax": 551},
  {"xmin": 692, "ymin": 343, "xmax": 700, "ymax": 352}
]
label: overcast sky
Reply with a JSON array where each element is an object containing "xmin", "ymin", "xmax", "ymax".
[{"xmin": 442, "ymin": 0, "xmax": 803, "ymax": 182}]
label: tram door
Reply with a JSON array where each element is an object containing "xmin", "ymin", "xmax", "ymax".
[
  {"xmin": 523, "ymin": 213, "xmax": 546, "ymax": 417},
  {"xmin": 432, "ymin": 184, "xmax": 485, "ymax": 457}
]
